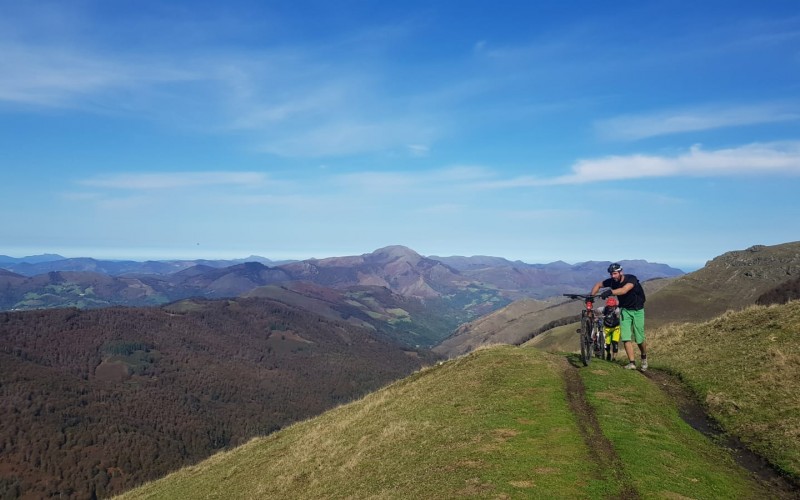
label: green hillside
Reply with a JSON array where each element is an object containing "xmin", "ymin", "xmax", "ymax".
[
  {"xmin": 650, "ymin": 301, "xmax": 800, "ymax": 480},
  {"xmin": 119, "ymin": 299, "xmax": 800, "ymax": 499}
]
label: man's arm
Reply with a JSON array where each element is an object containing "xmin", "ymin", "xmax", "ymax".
[
  {"xmin": 591, "ymin": 280, "xmax": 633, "ymax": 297},
  {"xmin": 613, "ymin": 283, "xmax": 634, "ymax": 296}
]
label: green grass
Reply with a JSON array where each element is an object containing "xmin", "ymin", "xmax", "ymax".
[
  {"xmin": 117, "ymin": 341, "xmax": 781, "ymax": 499},
  {"xmin": 580, "ymin": 357, "xmax": 770, "ymax": 498},
  {"xmin": 649, "ymin": 300, "xmax": 800, "ymax": 480},
  {"xmin": 534, "ymin": 301, "xmax": 800, "ymax": 485},
  {"xmin": 119, "ymin": 347, "xmax": 606, "ymax": 499}
]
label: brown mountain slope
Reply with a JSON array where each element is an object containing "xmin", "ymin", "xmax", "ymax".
[
  {"xmin": 0, "ymin": 270, "xmax": 169, "ymax": 310},
  {"xmin": 242, "ymin": 282, "xmax": 468, "ymax": 348},
  {"xmin": 279, "ymin": 245, "xmax": 461, "ymax": 299},
  {"xmin": 432, "ymin": 298, "xmax": 561, "ymax": 358},
  {"xmin": 446, "ymin": 258, "xmax": 684, "ymax": 300},
  {"xmin": 0, "ymin": 298, "xmax": 437, "ymax": 498},
  {"xmin": 645, "ymin": 241, "xmax": 800, "ymax": 328}
]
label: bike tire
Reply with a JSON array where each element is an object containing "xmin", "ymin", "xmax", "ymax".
[
  {"xmin": 580, "ymin": 317, "xmax": 592, "ymax": 366},
  {"xmin": 596, "ymin": 328, "xmax": 606, "ymax": 359}
]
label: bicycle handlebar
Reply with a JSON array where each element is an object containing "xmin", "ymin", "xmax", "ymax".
[{"xmin": 562, "ymin": 293, "xmax": 603, "ymax": 301}]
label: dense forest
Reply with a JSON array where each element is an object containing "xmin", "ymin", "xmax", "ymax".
[{"xmin": 0, "ymin": 298, "xmax": 439, "ymax": 498}]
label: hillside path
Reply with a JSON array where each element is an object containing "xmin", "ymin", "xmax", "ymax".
[
  {"xmin": 642, "ymin": 369, "xmax": 800, "ymax": 499},
  {"xmin": 561, "ymin": 357, "xmax": 639, "ymax": 499}
]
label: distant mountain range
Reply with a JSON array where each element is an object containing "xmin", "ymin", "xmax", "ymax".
[
  {"xmin": 0, "ymin": 246, "xmax": 684, "ymax": 349},
  {"xmin": 0, "ymin": 254, "xmax": 295, "ymax": 276},
  {"xmin": 0, "ymin": 245, "xmax": 683, "ymax": 305}
]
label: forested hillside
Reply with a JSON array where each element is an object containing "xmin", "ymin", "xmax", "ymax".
[{"xmin": 0, "ymin": 298, "xmax": 438, "ymax": 498}]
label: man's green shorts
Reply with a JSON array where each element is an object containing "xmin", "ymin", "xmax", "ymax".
[{"xmin": 620, "ymin": 308, "xmax": 645, "ymax": 344}]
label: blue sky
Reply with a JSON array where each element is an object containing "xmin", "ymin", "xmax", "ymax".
[{"xmin": 1, "ymin": 1, "xmax": 799, "ymax": 270}]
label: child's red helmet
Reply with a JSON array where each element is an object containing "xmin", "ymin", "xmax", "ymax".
[{"xmin": 606, "ymin": 296, "xmax": 618, "ymax": 307}]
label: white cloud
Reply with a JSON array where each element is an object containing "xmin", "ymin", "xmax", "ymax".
[
  {"xmin": 596, "ymin": 103, "xmax": 800, "ymax": 141},
  {"xmin": 470, "ymin": 141, "xmax": 800, "ymax": 188},
  {"xmin": 560, "ymin": 141, "xmax": 800, "ymax": 183}
]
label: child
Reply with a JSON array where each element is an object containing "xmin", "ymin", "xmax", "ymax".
[{"xmin": 602, "ymin": 296, "xmax": 621, "ymax": 361}]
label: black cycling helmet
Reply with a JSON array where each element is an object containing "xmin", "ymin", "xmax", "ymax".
[{"xmin": 607, "ymin": 263, "xmax": 623, "ymax": 274}]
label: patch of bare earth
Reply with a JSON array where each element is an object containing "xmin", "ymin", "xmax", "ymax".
[
  {"xmin": 644, "ymin": 370, "xmax": 800, "ymax": 499},
  {"xmin": 561, "ymin": 358, "xmax": 640, "ymax": 499}
]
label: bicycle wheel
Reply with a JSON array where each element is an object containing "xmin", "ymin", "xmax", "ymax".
[
  {"xmin": 595, "ymin": 327, "xmax": 605, "ymax": 359},
  {"xmin": 580, "ymin": 318, "xmax": 592, "ymax": 366}
]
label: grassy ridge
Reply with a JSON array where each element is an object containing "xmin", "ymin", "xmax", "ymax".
[
  {"xmin": 581, "ymin": 359, "xmax": 767, "ymax": 498},
  {"xmin": 530, "ymin": 300, "xmax": 800, "ymax": 484},
  {"xmin": 120, "ymin": 347, "xmax": 603, "ymax": 498},
  {"xmin": 119, "ymin": 344, "xmax": 775, "ymax": 499},
  {"xmin": 650, "ymin": 301, "xmax": 800, "ymax": 480}
]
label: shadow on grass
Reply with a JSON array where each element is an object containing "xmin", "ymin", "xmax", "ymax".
[
  {"xmin": 565, "ymin": 353, "xmax": 584, "ymax": 368},
  {"xmin": 565, "ymin": 352, "xmax": 625, "ymax": 370}
]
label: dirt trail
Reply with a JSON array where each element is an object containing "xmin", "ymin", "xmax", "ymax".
[
  {"xmin": 561, "ymin": 357, "xmax": 639, "ymax": 499},
  {"xmin": 643, "ymin": 369, "xmax": 800, "ymax": 499}
]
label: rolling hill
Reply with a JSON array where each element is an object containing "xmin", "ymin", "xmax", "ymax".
[
  {"xmin": 119, "ymin": 298, "xmax": 800, "ymax": 498},
  {"xmin": 242, "ymin": 281, "xmax": 479, "ymax": 348},
  {"xmin": 644, "ymin": 241, "xmax": 800, "ymax": 327},
  {"xmin": 0, "ymin": 270, "xmax": 170, "ymax": 310}
]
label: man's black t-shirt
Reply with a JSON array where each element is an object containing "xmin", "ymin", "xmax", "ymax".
[{"xmin": 603, "ymin": 274, "xmax": 645, "ymax": 310}]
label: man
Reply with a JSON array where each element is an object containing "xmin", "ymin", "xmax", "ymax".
[{"xmin": 591, "ymin": 263, "xmax": 647, "ymax": 371}]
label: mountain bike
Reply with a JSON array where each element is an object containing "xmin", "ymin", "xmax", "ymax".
[{"xmin": 563, "ymin": 294, "xmax": 605, "ymax": 366}]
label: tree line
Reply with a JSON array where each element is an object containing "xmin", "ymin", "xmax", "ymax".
[{"xmin": 0, "ymin": 297, "xmax": 438, "ymax": 498}]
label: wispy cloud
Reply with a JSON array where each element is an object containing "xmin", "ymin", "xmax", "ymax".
[
  {"xmin": 254, "ymin": 117, "xmax": 440, "ymax": 157},
  {"xmin": 414, "ymin": 203, "xmax": 464, "ymax": 215},
  {"xmin": 334, "ymin": 165, "xmax": 494, "ymax": 193},
  {"xmin": 473, "ymin": 141, "xmax": 800, "ymax": 188},
  {"xmin": 596, "ymin": 103, "xmax": 800, "ymax": 141},
  {"xmin": 501, "ymin": 208, "xmax": 588, "ymax": 220},
  {"xmin": 79, "ymin": 171, "xmax": 268, "ymax": 190},
  {"xmin": 0, "ymin": 41, "xmax": 198, "ymax": 108}
]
